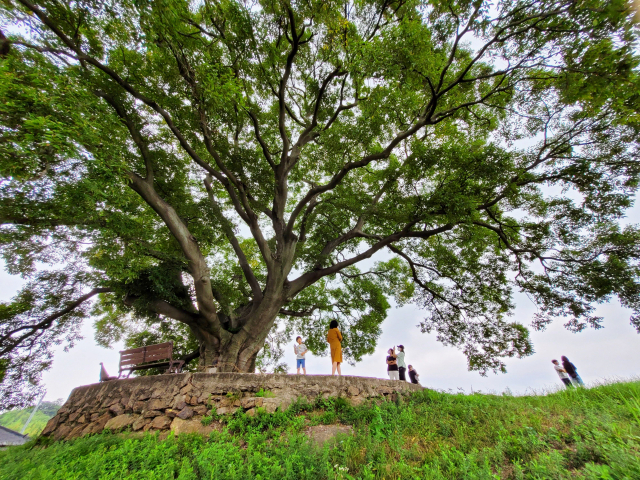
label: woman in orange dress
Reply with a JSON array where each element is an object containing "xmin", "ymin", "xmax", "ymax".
[{"xmin": 326, "ymin": 320, "xmax": 343, "ymax": 376}]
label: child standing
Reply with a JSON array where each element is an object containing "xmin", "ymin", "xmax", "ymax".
[
  {"xmin": 552, "ymin": 359, "xmax": 573, "ymax": 389},
  {"xmin": 294, "ymin": 336, "xmax": 308, "ymax": 375}
]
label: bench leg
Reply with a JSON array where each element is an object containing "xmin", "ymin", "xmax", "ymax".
[{"xmin": 166, "ymin": 361, "xmax": 185, "ymax": 374}]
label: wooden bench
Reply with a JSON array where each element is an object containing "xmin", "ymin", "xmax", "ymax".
[{"xmin": 118, "ymin": 341, "xmax": 185, "ymax": 378}]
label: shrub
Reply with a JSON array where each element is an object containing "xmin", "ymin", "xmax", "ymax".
[{"xmin": 1, "ymin": 381, "xmax": 640, "ymax": 479}]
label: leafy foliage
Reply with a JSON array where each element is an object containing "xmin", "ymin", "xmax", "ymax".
[{"xmin": 1, "ymin": 0, "xmax": 639, "ymax": 406}]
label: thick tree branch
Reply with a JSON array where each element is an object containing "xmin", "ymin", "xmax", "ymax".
[
  {"xmin": 284, "ymin": 67, "xmax": 348, "ymax": 177},
  {"xmin": 288, "ymin": 223, "xmax": 455, "ymax": 296},
  {"xmin": 311, "ymin": 67, "xmax": 347, "ymax": 127},
  {"xmin": 165, "ymin": 41, "xmax": 260, "ymax": 228},
  {"xmin": 315, "ymin": 177, "xmax": 394, "ymax": 262},
  {"xmin": 278, "ymin": 6, "xmax": 306, "ymax": 163},
  {"xmin": 388, "ymin": 245, "xmax": 464, "ymax": 310},
  {"xmin": 286, "ymin": 117, "xmax": 428, "ymax": 237},
  {"xmin": 298, "ymin": 195, "xmax": 320, "ymax": 243},
  {"xmin": 436, "ymin": 3, "xmax": 481, "ymax": 92},
  {"xmin": 123, "ymin": 294, "xmax": 203, "ymax": 327},
  {"xmin": 95, "ymin": 90, "xmax": 154, "ymax": 181},
  {"xmin": 246, "ymin": 109, "xmax": 275, "ymax": 169},
  {"xmin": 126, "ymin": 173, "xmax": 220, "ymax": 333},
  {"xmin": 181, "ymin": 348, "xmax": 200, "ymax": 363},
  {"xmin": 0, "ymin": 287, "xmax": 111, "ymax": 357},
  {"xmin": 137, "ymin": 297, "xmax": 197, "ymax": 323},
  {"xmin": 204, "ymin": 176, "xmax": 263, "ymax": 300}
]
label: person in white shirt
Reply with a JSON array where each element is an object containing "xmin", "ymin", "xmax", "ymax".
[
  {"xmin": 552, "ymin": 359, "xmax": 573, "ymax": 389},
  {"xmin": 396, "ymin": 345, "xmax": 407, "ymax": 381},
  {"xmin": 294, "ymin": 336, "xmax": 308, "ymax": 375}
]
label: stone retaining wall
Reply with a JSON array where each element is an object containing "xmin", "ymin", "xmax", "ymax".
[{"xmin": 42, "ymin": 373, "xmax": 423, "ymax": 440}]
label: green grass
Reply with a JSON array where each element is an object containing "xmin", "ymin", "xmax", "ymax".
[
  {"xmin": 1, "ymin": 381, "xmax": 639, "ymax": 479},
  {"xmin": 0, "ymin": 401, "xmax": 62, "ymax": 438},
  {"xmin": 0, "ymin": 409, "xmax": 50, "ymax": 438},
  {"xmin": 255, "ymin": 388, "xmax": 276, "ymax": 398}
]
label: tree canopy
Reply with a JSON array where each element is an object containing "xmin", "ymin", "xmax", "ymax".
[{"xmin": 1, "ymin": 0, "xmax": 639, "ymax": 408}]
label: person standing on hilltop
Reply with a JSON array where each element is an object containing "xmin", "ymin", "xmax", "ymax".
[
  {"xmin": 386, "ymin": 347, "xmax": 399, "ymax": 380},
  {"xmin": 561, "ymin": 356, "xmax": 584, "ymax": 386},
  {"xmin": 552, "ymin": 359, "xmax": 573, "ymax": 389},
  {"xmin": 408, "ymin": 365, "xmax": 420, "ymax": 385},
  {"xmin": 327, "ymin": 320, "xmax": 343, "ymax": 376},
  {"xmin": 294, "ymin": 336, "xmax": 308, "ymax": 375},
  {"xmin": 396, "ymin": 345, "xmax": 407, "ymax": 381}
]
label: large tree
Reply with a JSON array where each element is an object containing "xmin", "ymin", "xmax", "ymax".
[{"xmin": 1, "ymin": 0, "xmax": 639, "ymax": 407}]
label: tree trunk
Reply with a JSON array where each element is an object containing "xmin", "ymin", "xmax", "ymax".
[
  {"xmin": 195, "ymin": 297, "xmax": 283, "ymax": 373},
  {"xmin": 196, "ymin": 335, "xmax": 259, "ymax": 372}
]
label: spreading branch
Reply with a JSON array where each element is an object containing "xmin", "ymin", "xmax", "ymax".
[{"xmin": 0, "ymin": 287, "xmax": 112, "ymax": 357}]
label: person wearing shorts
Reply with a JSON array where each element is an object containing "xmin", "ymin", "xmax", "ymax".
[{"xmin": 294, "ymin": 336, "xmax": 308, "ymax": 375}]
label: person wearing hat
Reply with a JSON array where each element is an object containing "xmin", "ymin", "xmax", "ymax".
[{"xmin": 396, "ymin": 345, "xmax": 407, "ymax": 381}]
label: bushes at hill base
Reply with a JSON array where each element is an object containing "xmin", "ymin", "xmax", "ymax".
[{"xmin": 1, "ymin": 382, "xmax": 639, "ymax": 479}]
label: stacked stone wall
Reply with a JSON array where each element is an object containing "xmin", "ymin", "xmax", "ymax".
[{"xmin": 41, "ymin": 373, "xmax": 423, "ymax": 440}]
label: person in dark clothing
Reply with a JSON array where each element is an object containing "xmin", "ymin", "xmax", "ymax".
[
  {"xmin": 408, "ymin": 365, "xmax": 420, "ymax": 385},
  {"xmin": 561, "ymin": 355, "xmax": 584, "ymax": 386},
  {"xmin": 386, "ymin": 348, "xmax": 399, "ymax": 380}
]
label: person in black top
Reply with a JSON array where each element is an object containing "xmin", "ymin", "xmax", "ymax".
[
  {"xmin": 561, "ymin": 356, "xmax": 584, "ymax": 386},
  {"xmin": 386, "ymin": 348, "xmax": 399, "ymax": 380},
  {"xmin": 408, "ymin": 365, "xmax": 420, "ymax": 385}
]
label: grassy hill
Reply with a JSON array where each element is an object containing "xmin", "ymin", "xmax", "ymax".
[
  {"xmin": 0, "ymin": 381, "xmax": 639, "ymax": 479},
  {"xmin": 0, "ymin": 401, "xmax": 62, "ymax": 438}
]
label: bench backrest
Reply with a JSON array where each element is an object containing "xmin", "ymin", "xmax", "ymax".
[{"xmin": 119, "ymin": 341, "xmax": 174, "ymax": 370}]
